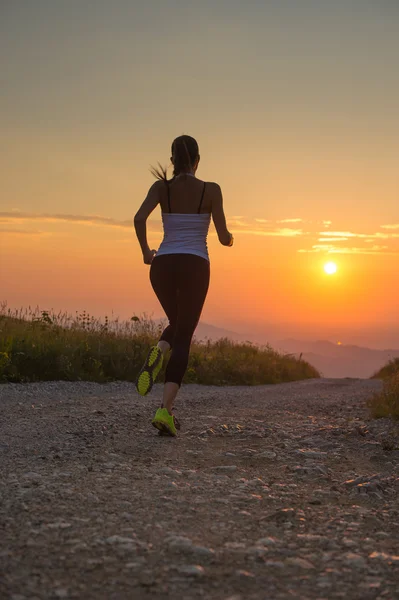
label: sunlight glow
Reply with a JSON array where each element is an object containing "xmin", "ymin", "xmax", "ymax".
[{"xmin": 324, "ymin": 261, "xmax": 338, "ymax": 275}]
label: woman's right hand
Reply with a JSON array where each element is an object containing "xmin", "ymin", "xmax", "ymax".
[{"xmin": 143, "ymin": 248, "xmax": 157, "ymax": 265}]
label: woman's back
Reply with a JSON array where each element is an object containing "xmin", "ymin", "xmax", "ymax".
[
  {"xmin": 159, "ymin": 174, "xmax": 212, "ymax": 214},
  {"xmin": 157, "ymin": 175, "xmax": 211, "ymax": 261}
]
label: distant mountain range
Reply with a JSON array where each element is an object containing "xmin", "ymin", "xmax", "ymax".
[
  {"xmin": 194, "ymin": 322, "xmax": 252, "ymax": 343},
  {"xmin": 194, "ymin": 322, "xmax": 399, "ymax": 379},
  {"xmin": 274, "ymin": 339, "xmax": 399, "ymax": 379}
]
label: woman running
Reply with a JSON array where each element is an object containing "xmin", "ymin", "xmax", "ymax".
[{"xmin": 134, "ymin": 135, "xmax": 233, "ymax": 436}]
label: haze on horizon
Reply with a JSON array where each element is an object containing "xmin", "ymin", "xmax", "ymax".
[{"xmin": 1, "ymin": 1, "xmax": 398, "ymax": 346}]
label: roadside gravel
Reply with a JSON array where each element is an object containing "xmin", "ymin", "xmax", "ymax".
[{"xmin": 1, "ymin": 378, "xmax": 398, "ymax": 600}]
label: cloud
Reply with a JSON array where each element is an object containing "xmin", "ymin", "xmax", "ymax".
[
  {"xmin": 298, "ymin": 244, "xmax": 335, "ymax": 253},
  {"xmin": 318, "ymin": 237, "xmax": 349, "ymax": 242},
  {"xmin": 319, "ymin": 231, "xmax": 366, "ymax": 238},
  {"xmin": 329, "ymin": 246, "xmax": 394, "ymax": 255},
  {"xmin": 278, "ymin": 218, "xmax": 303, "ymax": 223},
  {"xmin": 0, "ymin": 211, "xmax": 133, "ymax": 230},
  {"xmin": 0, "ymin": 228, "xmax": 45, "ymax": 236},
  {"xmin": 0, "ymin": 211, "xmax": 163, "ymax": 234},
  {"xmin": 375, "ymin": 232, "xmax": 399, "ymax": 239},
  {"xmin": 230, "ymin": 227, "xmax": 304, "ymax": 237},
  {"xmin": 299, "ymin": 222, "xmax": 399, "ymax": 254},
  {"xmin": 0, "ymin": 211, "xmax": 309, "ymax": 239},
  {"xmin": 228, "ymin": 217, "xmax": 305, "ymax": 237},
  {"xmin": 298, "ymin": 244, "xmax": 395, "ymax": 255},
  {"xmin": 319, "ymin": 230, "xmax": 399, "ymax": 240},
  {"xmin": 229, "ymin": 218, "xmax": 250, "ymax": 228},
  {"xmin": 2, "ymin": 212, "xmax": 397, "ymax": 254}
]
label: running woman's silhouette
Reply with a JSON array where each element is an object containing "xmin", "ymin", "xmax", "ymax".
[{"xmin": 134, "ymin": 135, "xmax": 233, "ymax": 436}]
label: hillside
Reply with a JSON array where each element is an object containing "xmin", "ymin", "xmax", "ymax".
[
  {"xmin": 195, "ymin": 325, "xmax": 399, "ymax": 379},
  {"xmin": 0, "ymin": 313, "xmax": 319, "ymax": 385},
  {"xmin": 274, "ymin": 339, "xmax": 399, "ymax": 379}
]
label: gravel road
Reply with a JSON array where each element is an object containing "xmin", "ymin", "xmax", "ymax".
[{"xmin": 1, "ymin": 378, "xmax": 398, "ymax": 600}]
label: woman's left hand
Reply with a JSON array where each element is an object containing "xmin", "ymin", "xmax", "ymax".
[{"xmin": 143, "ymin": 248, "xmax": 156, "ymax": 265}]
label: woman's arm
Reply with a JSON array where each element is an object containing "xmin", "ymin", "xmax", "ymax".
[
  {"xmin": 134, "ymin": 181, "xmax": 162, "ymax": 264},
  {"xmin": 211, "ymin": 183, "xmax": 234, "ymax": 247}
]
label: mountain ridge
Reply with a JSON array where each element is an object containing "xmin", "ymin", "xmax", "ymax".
[{"xmin": 194, "ymin": 322, "xmax": 399, "ymax": 378}]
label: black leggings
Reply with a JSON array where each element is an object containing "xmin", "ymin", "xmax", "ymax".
[{"xmin": 150, "ymin": 253, "xmax": 210, "ymax": 386}]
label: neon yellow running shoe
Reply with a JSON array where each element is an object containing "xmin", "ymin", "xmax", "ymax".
[
  {"xmin": 152, "ymin": 408, "xmax": 177, "ymax": 437},
  {"xmin": 135, "ymin": 346, "xmax": 163, "ymax": 396},
  {"xmin": 157, "ymin": 413, "xmax": 181, "ymax": 435}
]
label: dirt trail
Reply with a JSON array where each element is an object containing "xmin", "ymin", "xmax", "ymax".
[{"xmin": 1, "ymin": 378, "xmax": 398, "ymax": 600}]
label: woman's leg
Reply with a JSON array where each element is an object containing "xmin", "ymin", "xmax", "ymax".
[
  {"xmin": 162, "ymin": 256, "xmax": 210, "ymax": 412},
  {"xmin": 161, "ymin": 382, "xmax": 180, "ymax": 414},
  {"xmin": 150, "ymin": 256, "xmax": 177, "ymax": 354},
  {"xmin": 148, "ymin": 256, "xmax": 182, "ymax": 414},
  {"xmin": 157, "ymin": 340, "xmax": 171, "ymax": 356}
]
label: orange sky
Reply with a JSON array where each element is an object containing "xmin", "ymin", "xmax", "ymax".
[
  {"xmin": 2, "ymin": 214, "xmax": 398, "ymax": 331},
  {"xmin": 1, "ymin": 2, "xmax": 398, "ymax": 334}
]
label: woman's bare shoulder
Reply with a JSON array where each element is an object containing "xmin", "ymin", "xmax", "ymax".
[
  {"xmin": 146, "ymin": 179, "xmax": 166, "ymax": 194},
  {"xmin": 205, "ymin": 182, "xmax": 222, "ymax": 201},
  {"xmin": 202, "ymin": 181, "xmax": 221, "ymax": 193},
  {"xmin": 152, "ymin": 179, "xmax": 167, "ymax": 190}
]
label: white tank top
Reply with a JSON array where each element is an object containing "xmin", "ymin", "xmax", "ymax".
[
  {"xmin": 157, "ymin": 212, "xmax": 211, "ymax": 262},
  {"xmin": 156, "ymin": 177, "xmax": 211, "ymax": 262}
]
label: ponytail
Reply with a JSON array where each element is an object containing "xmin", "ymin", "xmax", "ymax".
[{"xmin": 149, "ymin": 162, "xmax": 168, "ymax": 181}]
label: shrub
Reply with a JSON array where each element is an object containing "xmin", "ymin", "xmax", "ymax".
[
  {"xmin": 368, "ymin": 373, "xmax": 399, "ymax": 420},
  {"xmin": 372, "ymin": 357, "xmax": 399, "ymax": 380},
  {"xmin": 0, "ymin": 303, "xmax": 320, "ymax": 385}
]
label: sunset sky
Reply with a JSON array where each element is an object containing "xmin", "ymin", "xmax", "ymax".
[{"xmin": 1, "ymin": 1, "xmax": 398, "ymax": 340}]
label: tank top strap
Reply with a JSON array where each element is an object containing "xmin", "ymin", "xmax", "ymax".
[
  {"xmin": 166, "ymin": 181, "xmax": 171, "ymax": 213},
  {"xmin": 198, "ymin": 182, "xmax": 206, "ymax": 214}
]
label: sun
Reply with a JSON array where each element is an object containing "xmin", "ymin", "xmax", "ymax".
[{"xmin": 324, "ymin": 261, "xmax": 337, "ymax": 275}]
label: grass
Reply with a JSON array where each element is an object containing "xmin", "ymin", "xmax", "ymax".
[
  {"xmin": 369, "ymin": 358, "xmax": 399, "ymax": 420},
  {"xmin": 372, "ymin": 357, "xmax": 399, "ymax": 380},
  {"xmin": 0, "ymin": 303, "xmax": 320, "ymax": 385}
]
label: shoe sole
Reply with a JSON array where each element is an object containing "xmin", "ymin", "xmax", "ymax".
[
  {"xmin": 135, "ymin": 348, "xmax": 163, "ymax": 396},
  {"xmin": 154, "ymin": 416, "xmax": 181, "ymax": 436},
  {"xmin": 152, "ymin": 419, "xmax": 176, "ymax": 437}
]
